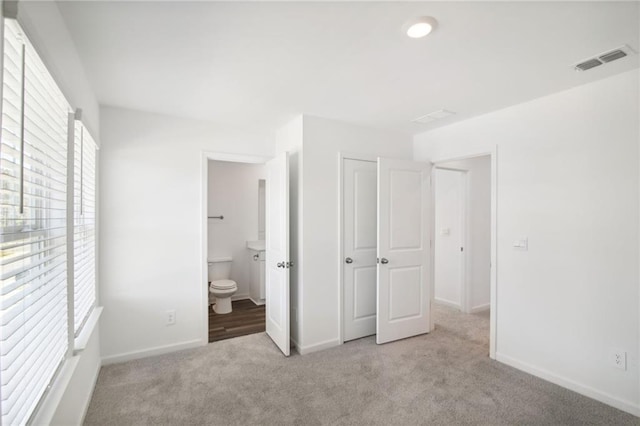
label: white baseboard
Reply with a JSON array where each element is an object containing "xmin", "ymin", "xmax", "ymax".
[
  {"xmin": 209, "ymin": 294, "xmax": 250, "ymax": 305},
  {"xmin": 495, "ymin": 352, "xmax": 640, "ymax": 417},
  {"xmin": 231, "ymin": 293, "xmax": 250, "ymax": 301},
  {"xmin": 470, "ymin": 303, "xmax": 490, "ymax": 313},
  {"xmin": 435, "ymin": 298, "xmax": 461, "ymax": 310},
  {"xmin": 102, "ymin": 339, "xmax": 205, "ymax": 365},
  {"xmin": 249, "ymin": 297, "xmax": 265, "ymax": 306},
  {"xmin": 297, "ymin": 338, "xmax": 341, "ymax": 355}
]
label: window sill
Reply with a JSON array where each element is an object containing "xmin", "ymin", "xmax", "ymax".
[{"xmin": 74, "ymin": 306, "xmax": 103, "ymax": 353}]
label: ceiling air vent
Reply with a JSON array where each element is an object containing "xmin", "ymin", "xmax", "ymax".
[
  {"xmin": 599, "ymin": 49, "xmax": 627, "ymax": 63},
  {"xmin": 412, "ymin": 109, "xmax": 456, "ymax": 125},
  {"xmin": 574, "ymin": 45, "xmax": 635, "ymax": 72},
  {"xmin": 575, "ymin": 58, "xmax": 603, "ymax": 71}
]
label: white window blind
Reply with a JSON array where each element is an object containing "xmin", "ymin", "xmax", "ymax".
[
  {"xmin": 0, "ymin": 19, "xmax": 71, "ymax": 426},
  {"xmin": 73, "ymin": 121, "xmax": 96, "ymax": 335}
]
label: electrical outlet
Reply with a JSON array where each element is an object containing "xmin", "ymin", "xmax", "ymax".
[
  {"xmin": 166, "ymin": 310, "xmax": 176, "ymax": 326},
  {"xmin": 609, "ymin": 348, "xmax": 626, "ymax": 370}
]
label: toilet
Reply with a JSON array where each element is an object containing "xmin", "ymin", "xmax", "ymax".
[{"xmin": 208, "ymin": 257, "xmax": 238, "ymax": 314}]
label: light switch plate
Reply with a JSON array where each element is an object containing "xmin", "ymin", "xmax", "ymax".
[{"xmin": 513, "ymin": 238, "xmax": 528, "ymax": 250}]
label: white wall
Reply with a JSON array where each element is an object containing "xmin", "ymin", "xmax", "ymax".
[
  {"xmin": 414, "ymin": 70, "xmax": 640, "ymax": 415},
  {"xmin": 299, "ymin": 115, "xmax": 412, "ymax": 353},
  {"xmin": 437, "ymin": 156, "xmax": 491, "ymax": 312},
  {"xmin": 275, "ymin": 115, "xmax": 303, "ymax": 346},
  {"xmin": 208, "ymin": 160, "xmax": 266, "ymax": 300},
  {"xmin": 434, "ymin": 168, "xmax": 464, "ymax": 309},
  {"xmin": 99, "ymin": 106, "xmax": 273, "ymax": 361}
]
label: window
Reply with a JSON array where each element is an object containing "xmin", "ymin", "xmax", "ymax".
[
  {"xmin": 73, "ymin": 121, "xmax": 97, "ymax": 335},
  {"xmin": 0, "ymin": 16, "xmax": 98, "ymax": 425}
]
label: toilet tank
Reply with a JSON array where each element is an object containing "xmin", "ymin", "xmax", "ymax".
[{"xmin": 208, "ymin": 257, "xmax": 233, "ymax": 281}]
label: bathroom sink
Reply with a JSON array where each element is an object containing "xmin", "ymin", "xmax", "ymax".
[{"xmin": 246, "ymin": 240, "xmax": 265, "ymax": 251}]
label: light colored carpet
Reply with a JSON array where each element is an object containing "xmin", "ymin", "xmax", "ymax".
[{"xmin": 85, "ymin": 305, "xmax": 636, "ymax": 425}]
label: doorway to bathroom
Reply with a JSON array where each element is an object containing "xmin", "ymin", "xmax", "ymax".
[{"xmin": 206, "ymin": 158, "xmax": 268, "ymax": 343}]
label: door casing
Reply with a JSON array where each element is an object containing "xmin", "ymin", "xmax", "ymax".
[
  {"xmin": 200, "ymin": 151, "xmax": 271, "ymax": 346},
  {"xmin": 431, "ymin": 148, "xmax": 498, "ymax": 359}
]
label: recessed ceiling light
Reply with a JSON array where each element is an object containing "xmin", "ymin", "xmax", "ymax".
[{"xmin": 405, "ymin": 16, "xmax": 438, "ymax": 39}]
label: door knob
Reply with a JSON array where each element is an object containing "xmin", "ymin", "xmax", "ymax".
[
  {"xmin": 345, "ymin": 257, "xmax": 353, "ymax": 264},
  {"xmin": 380, "ymin": 258, "xmax": 389, "ymax": 264},
  {"xmin": 277, "ymin": 262, "xmax": 285, "ymax": 268}
]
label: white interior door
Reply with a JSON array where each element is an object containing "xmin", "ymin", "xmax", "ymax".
[
  {"xmin": 377, "ymin": 158, "xmax": 431, "ymax": 344},
  {"xmin": 265, "ymin": 152, "xmax": 290, "ymax": 356},
  {"xmin": 434, "ymin": 168, "xmax": 465, "ymax": 310},
  {"xmin": 343, "ymin": 158, "xmax": 377, "ymax": 342}
]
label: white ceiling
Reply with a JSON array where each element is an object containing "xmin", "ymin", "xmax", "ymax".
[{"xmin": 57, "ymin": 1, "xmax": 640, "ymax": 135}]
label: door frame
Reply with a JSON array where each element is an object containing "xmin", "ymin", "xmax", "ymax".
[
  {"xmin": 433, "ymin": 166, "xmax": 469, "ymax": 313},
  {"xmin": 200, "ymin": 151, "xmax": 271, "ymax": 345},
  {"xmin": 430, "ymin": 147, "xmax": 498, "ymax": 359},
  {"xmin": 338, "ymin": 152, "xmax": 378, "ymax": 345}
]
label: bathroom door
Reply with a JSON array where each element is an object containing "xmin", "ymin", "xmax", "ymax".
[
  {"xmin": 376, "ymin": 158, "xmax": 432, "ymax": 344},
  {"xmin": 265, "ymin": 152, "xmax": 290, "ymax": 356}
]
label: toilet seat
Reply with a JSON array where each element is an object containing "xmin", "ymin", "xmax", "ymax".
[{"xmin": 210, "ymin": 279, "xmax": 237, "ymax": 290}]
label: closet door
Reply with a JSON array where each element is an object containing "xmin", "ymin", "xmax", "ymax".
[
  {"xmin": 377, "ymin": 158, "xmax": 432, "ymax": 344},
  {"xmin": 343, "ymin": 158, "xmax": 377, "ymax": 341},
  {"xmin": 265, "ymin": 152, "xmax": 290, "ymax": 356}
]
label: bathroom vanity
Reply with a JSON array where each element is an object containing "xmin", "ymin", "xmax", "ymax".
[{"xmin": 247, "ymin": 240, "xmax": 266, "ymax": 305}]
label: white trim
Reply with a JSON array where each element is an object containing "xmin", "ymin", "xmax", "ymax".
[
  {"xmin": 338, "ymin": 152, "xmax": 378, "ymax": 345},
  {"xmin": 201, "ymin": 151, "xmax": 271, "ymax": 345},
  {"xmin": 202, "ymin": 151, "xmax": 270, "ymax": 164},
  {"xmin": 207, "ymin": 294, "xmax": 252, "ymax": 305},
  {"xmin": 430, "ymin": 147, "xmax": 498, "ymax": 359},
  {"xmin": 66, "ymin": 112, "xmax": 76, "ymax": 358},
  {"xmin": 30, "ymin": 356, "xmax": 80, "ymax": 426},
  {"xmin": 101, "ymin": 339, "xmax": 204, "ymax": 365},
  {"xmin": 469, "ymin": 303, "xmax": 490, "ymax": 313},
  {"xmin": 340, "ymin": 151, "xmax": 378, "ymax": 162},
  {"xmin": 74, "ymin": 307, "xmax": 103, "ymax": 352},
  {"xmin": 496, "ymin": 352, "xmax": 640, "ymax": 417},
  {"xmin": 434, "ymin": 298, "xmax": 461, "ymax": 310},
  {"xmin": 296, "ymin": 338, "xmax": 341, "ymax": 355},
  {"xmin": 249, "ymin": 297, "xmax": 266, "ymax": 306},
  {"xmin": 77, "ymin": 356, "xmax": 101, "ymax": 426},
  {"xmin": 231, "ymin": 294, "xmax": 250, "ymax": 301},
  {"xmin": 490, "ymin": 148, "xmax": 498, "ymax": 360}
]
